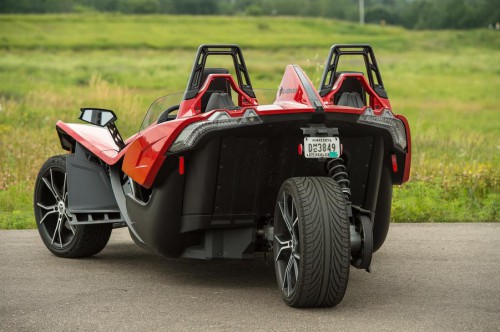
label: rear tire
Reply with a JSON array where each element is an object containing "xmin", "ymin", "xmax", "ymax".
[
  {"xmin": 273, "ymin": 177, "xmax": 350, "ymax": 308},
  {"xmin": 34, "ymin": 155, "xmax": 112, "ymax": 258}
]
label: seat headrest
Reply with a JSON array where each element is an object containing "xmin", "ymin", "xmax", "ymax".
[{"xmin": 201, "ymin": 68, "xmax": 230, "ymax": 92}]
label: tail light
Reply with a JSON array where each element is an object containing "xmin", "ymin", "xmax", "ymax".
[
  {"xmin": 357, "ymin": 108, "xmax": 407, "ymax": 151},
  {"xmin": 169, "ymin": 109, "xmax": 262, "ymax": 153}
]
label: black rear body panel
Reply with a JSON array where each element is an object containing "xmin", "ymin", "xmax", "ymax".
[{"xmin": 125, "ymin": 112, "xmax": 402, "ymax": 258}]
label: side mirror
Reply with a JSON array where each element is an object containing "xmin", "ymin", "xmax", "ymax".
[
  {"xmin": 79, "ymin": 108, "xmax": 125, "ymax": 150},
  {"xmin": 79, "ymin": 108, "xmax": 117, "ymax": 127}
]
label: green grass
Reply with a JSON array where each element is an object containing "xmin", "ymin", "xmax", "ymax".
[{"xmin": 0, "ymin": 14, "xmax": 499, "ymax": 228}]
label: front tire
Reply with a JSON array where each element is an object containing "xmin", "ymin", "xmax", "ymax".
[
  {"xmin": 273, "ymin": 177, "xmax": 350, "ymax": 308},
  {"xmin": 34, "ymin": 155, "xmax": 112, "ymax": 258}
]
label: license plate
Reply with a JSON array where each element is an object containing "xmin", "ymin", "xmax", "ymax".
[{"xmin": 304, "ymin": 137, "xmax": 340, "ymax": 158}]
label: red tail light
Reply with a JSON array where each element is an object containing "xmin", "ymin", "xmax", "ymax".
[{"xmin": 179, "ymin": 156, "xmax": 185, "ymax": 175}]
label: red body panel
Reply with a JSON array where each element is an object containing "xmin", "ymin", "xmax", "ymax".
[
  {"xmin": 396, "ymin": 114, "xmax": 412, "ymax": 182},
  {"xmin": 56, "ymin": 122, "xmax": 129, "ymax": 165},
  {"xmin": 122, "ymin": 116, "xmax": 200, "ymax": 187},
  {"xmin": 274, "ymin": 65, "xmax": 322, "ymax": 109}
]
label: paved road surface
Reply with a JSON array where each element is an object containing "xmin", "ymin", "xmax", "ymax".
[{"xmin": 1, "ymin": 224, "xmax": 499, "ymax": 331}]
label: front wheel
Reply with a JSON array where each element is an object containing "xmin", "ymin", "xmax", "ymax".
[
  {"xmin": 34, "ymin": 155, "xmax": 112, "ymax": 258},
  {"xmin": 273, "ymin": 177, "xmax": 350, "ymax": 308}
]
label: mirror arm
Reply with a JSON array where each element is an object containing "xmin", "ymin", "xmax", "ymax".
[{"xmin": 107, "ymin": 122, "xmax": 125, "ymax": 150}]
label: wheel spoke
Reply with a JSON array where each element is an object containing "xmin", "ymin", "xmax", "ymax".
[
  {"xmin": 282, "ymin": 191, "xmax": 287, "ymax": 213},
  {"xmin": 39, "ymin": 210, "xmax": 57, "ymax": 225},
  {"xmin": 282, "ymin": 255, "xmax": 294, "ymax": 296},
  {"xmin": 62, "ymin": 173, "xmax": 67, "ymax": 199},
  {"xmin": 58, "ymin": 219, "xmax": 63, "ymax": 248},
  {"xmin": 42, "ymin": 178, "xmax": 58, "ymax": 202},
  {"xmin": 274, "ymin": 235, "xmax": 292, "ymax": 261},
  {"xmin": 274, "ymin": 234, "xmax": 290, "ymax": 245},
  {"xmin": 292, "ymin": 256, "xmax": 299, "ymax": 283},
  {"xmin": 50, "ymin": 169, "xmax": 61, "ymax": 200},
  {"xmin": 37, "ymin": 202, "xmax": 57, "ymax": 210},
  {"xmin": 293, "ymin": 252, "xmax": 301, "ymax": 260},
  {"xmin": 51, "ymin": 218, "xmax": 61, "ymax": 244},
  {"xmin": 279, "ymin": 195, "xmax": 293, "ymax": 236},
  {"xmin": 42, "ymin": 174, "xmax": 60, "ymax": 202},
  {"xmin": 64, "ymin": 218, "xmax": 76, "ymax": 235}
]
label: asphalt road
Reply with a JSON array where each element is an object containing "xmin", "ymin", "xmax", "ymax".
[{"xmin": 1, "ymin": 223, "xmax": 499, "ymax": 331}]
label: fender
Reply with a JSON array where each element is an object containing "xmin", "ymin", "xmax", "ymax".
[{"xmin": 56, "ymin": 121, "xmax": 131, "ymax": 165}]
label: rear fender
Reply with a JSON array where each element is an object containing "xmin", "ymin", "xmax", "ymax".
[
  {"xmin": 56, "ymin": 121, "xmax": 129, "ymax": 165},
  {"xmin": 396, "ymin": 114, "xmax": 411, "ymax": 183}
]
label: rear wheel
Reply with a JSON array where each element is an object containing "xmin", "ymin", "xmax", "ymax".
[
  {"xmin": 34, "ymin": 155, "xmax": 112, "ymax": 258},
  {"xmin": 273, "ymin": 177, "xmax": 350, "ymax": 308}
]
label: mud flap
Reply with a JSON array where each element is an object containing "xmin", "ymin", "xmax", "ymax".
[{"xmin": 67, "ymin": 143, "xmax": 120, "ymax": 215}]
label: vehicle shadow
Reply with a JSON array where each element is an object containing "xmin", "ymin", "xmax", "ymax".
[
  {"xmin": 84, "ymin": 232, "xmax": 398, "ymax": 309},
  {"xmin": 93, "ymin": 239, "xmax": 277, "ymax": 291}
]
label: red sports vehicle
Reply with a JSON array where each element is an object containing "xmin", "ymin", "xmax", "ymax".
[{"xmin": 34, "ymin": 44, "xmax": 411, "ymax": 308}]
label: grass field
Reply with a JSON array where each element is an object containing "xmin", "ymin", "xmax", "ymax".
[{"xmin": 0, "ymin": 14, "xmax": 499, "ymax": 228}]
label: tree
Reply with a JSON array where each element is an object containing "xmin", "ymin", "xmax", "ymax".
[{"xmin": 118, "ymin": 0, "xmax": 160, "ymax": 14}]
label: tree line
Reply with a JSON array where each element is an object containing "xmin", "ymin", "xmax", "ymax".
[{"xmin": 1, "ymin": 0, "xmax": 498, "ymax": 30}]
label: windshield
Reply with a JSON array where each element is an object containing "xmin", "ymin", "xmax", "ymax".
[
  {"xmin": 139, "ymin": 93, "xmax": 183, "ymax": 132},
  {"xmin": 139, "ymin": 89, "xmax": 277, "ymax": 132}
]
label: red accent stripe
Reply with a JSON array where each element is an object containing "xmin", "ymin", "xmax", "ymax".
[
  {"xmin": 179, "ymin": 156, "xmax": 185, "ymax": 175},
  {"xmin": 391, "ymin": 154, "xmax": 398, "ymax": 173}
]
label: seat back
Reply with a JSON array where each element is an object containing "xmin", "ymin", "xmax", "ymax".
[
  {"xmin": 205, "ymin": 92, "xmax": 237, "ymax": 113},
  {"xmin": 200, "ymin": 68, "xmax": 231, "ymax": 112},
  {"xmin": 337, "ymin": 92, "xmax": 364, "ymax": 108},
  {"xmin": 333, "ymin": 71, "xmax": 366, "ymax": 107}
]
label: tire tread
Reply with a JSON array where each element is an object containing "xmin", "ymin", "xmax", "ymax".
[{"xmin": 277, "ymin": 177, "xmax": 350, "ymax": 308}]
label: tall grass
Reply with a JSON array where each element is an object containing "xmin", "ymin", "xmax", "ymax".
[{"xmin": 0, "ymin": 14, "xmax": 498, "ymax": 228}]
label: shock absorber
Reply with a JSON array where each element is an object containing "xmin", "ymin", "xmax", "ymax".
[
  {"xmin": 327, "ymin": 149, "xmax": 373, "ymax": 271},
  {"xmin": 326, "ymin": 154, "xmax": 351, "ymax": 201}
]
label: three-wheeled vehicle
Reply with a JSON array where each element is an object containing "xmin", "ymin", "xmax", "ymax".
[{"xmin": 34, "ymin": 44, "xmax": 411, "ymax": 307}]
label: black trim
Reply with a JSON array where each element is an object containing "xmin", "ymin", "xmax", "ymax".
[
  {"xmin": 292, "ymin": 65, "xmax": 324, "ymax": 112},
  {"xmin": 183, "ymin": 44, "xmax": 256, "ymax": 100},
  {"xmin": 318, "ymin": 44, "xmax": 388, "ymax": 99},
  {"xmin": 158, "ymin": 104, "xmax": 180, "ymax": 124},
  {"xmin": 120, "ymin": 112, "xmax": 406, "ymax": 259},
  {"xmin": 107, "ymin": 122, "xmax": 125, "ymax": 150},
  {"xmin": 56, "ymin": 126, "xmax": 75, "ymax": 151},
  {"xmin": 124, "ymin": 159, "xmax": 187, "ymax": 257}
]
